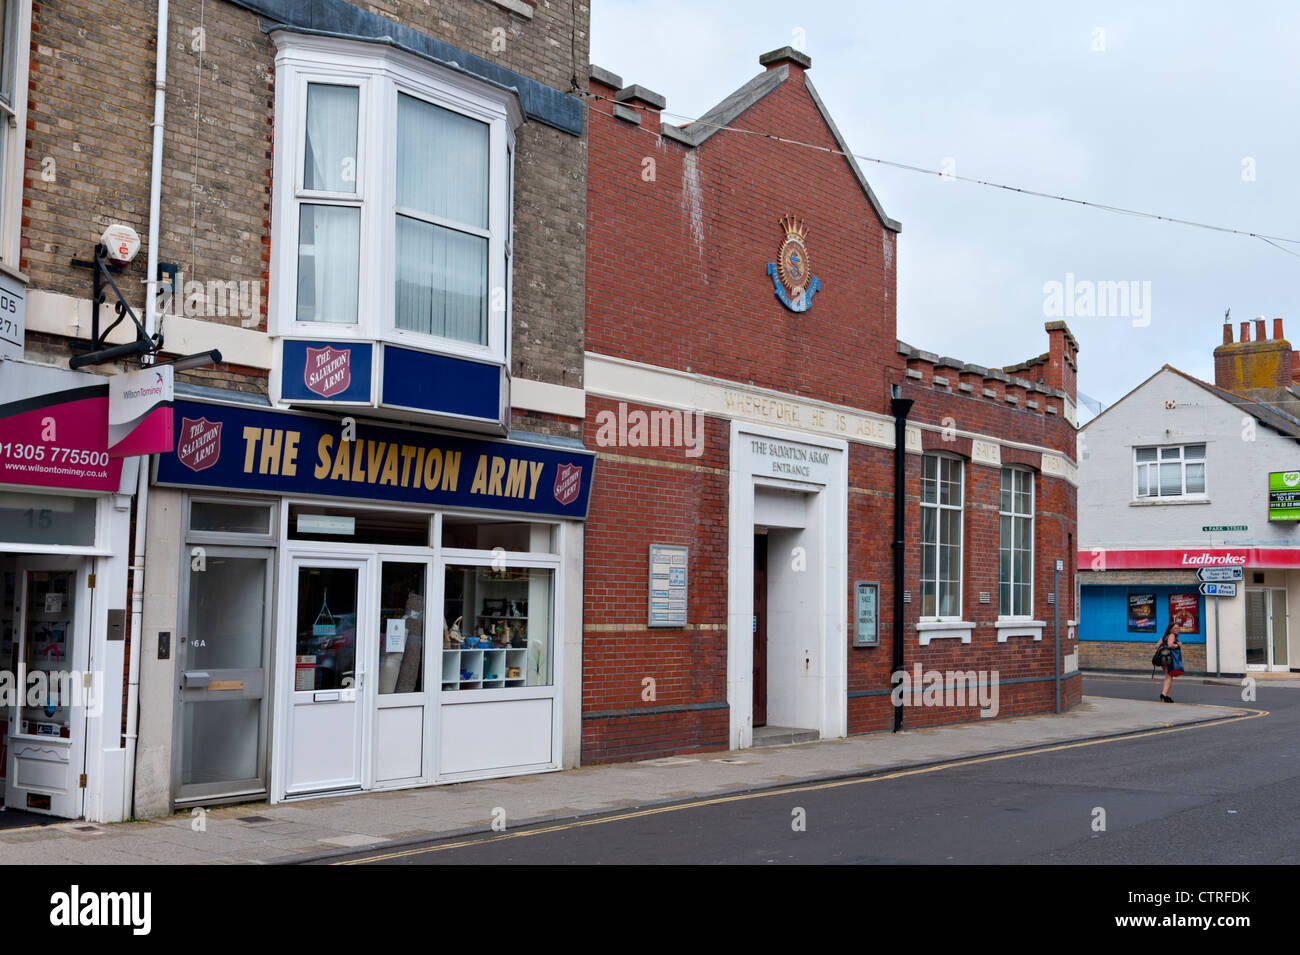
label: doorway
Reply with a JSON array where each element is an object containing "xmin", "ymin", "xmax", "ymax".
[
  {"xmin": 3, "ymin": 557, "xmax": 91, "ymax": 818},
  {"xmin": 1246, "ymin": 588, "xmax": 1289, "ymax": 671},
  {"xmin": 752, "ymin": 533, "xmax": 767, "ymax": 728},
  {"xmin": 174, "ymin": 547, "xmax": 273, "ymax": 805}
]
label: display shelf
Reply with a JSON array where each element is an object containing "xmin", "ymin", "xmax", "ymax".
[{"xmin": 442, "ymin": 647, "xmax": 528, "ymax": 690}]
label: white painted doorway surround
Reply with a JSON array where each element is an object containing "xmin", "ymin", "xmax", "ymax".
[{"xmin": 727, "ymin": 421, "xmax": 848, "ymax": 749}]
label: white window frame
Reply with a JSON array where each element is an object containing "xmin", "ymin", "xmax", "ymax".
[
  {"xmin": 919, "ymin": 453, "xmax": 964, "ymax": 622},
  {"xmin": 1133, "ymin": 443, "xmax": 1207, "ymax": 500},
  {"xmin": 998, "ymin": 467, "xmax": 1034, "ymax": 619},
  {"xmin": 269, "ymin": 33, "xmax": 521, "ymax": 366},
  {"xmin": 0, "ymin": 0, "xmax": 32, "ymax": 269}
]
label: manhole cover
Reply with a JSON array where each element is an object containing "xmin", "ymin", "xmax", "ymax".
[{"xmin": 238, "ymin": 815, "xmax": 273, "ymax": 823}]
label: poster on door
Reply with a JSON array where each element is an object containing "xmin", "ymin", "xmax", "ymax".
[
  {"xmin": 1127, "ymin": 592, "xmax": 1156, "ymax": 632},
  {"xmin": 1169, "ymin": 593, "xmax": 1200, "ymax": 634}
]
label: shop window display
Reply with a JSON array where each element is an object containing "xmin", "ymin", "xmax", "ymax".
[{"xmin": 441, "ymin": 565, "xmax": 552, "ymax": 689}]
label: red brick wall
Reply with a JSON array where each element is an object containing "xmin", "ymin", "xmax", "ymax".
[{"xmin": 582, "ymin": 59, "xmax": 1079, "ymax": 763}]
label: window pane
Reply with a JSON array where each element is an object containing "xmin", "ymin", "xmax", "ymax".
[
  {"xmin": 303, "ymin": 84, "xmax": 358, "ymax": 193},
  {"xmin": 190, "ymin": 501, "xmax": 272, "ymax": 535},
  {"xmin": 1135, "ymin": 447, "xmax": 1157, "ymax": 463},
  {"xmin": 1184, "ymin": 444, "xmax": 1205, "ymax": 460},
  {"xmin": 297, "ymin": 204, "xmax": 359, "ymax": 324},
  {"xmin": 397, "ymin": 93, "xmax": 489, "ymax": 230},
  {"xmin": 1159, "ymin": 446, "xmax": 1180, "ymax": 460},
  {"xmin": 295, "ymin": 566, "xmax": 358, "ymax": 692},
  {"xmin": 1159, "ymin": 462, "xmax": 1182, "ymax": 495},
  {"xmin": 0, "ymin": 493, "xmax": 96, "ymax": 546},
  {"xmin": 1000, "ymin": 469, "xmax": 1012, "ymax": 513},
  {"xmin": 443, "ymin": 565, "xmax": 553, "ymax": 690},
  {"xmin": 378, "ymin": 562, "xmax": 425, "ymax": 695},
  {"xmin": 1136, "ymin": 466, "xmax": 1149, "ymax": 497},
  {"xmin": 0, "ymin": 0, "xmax": 13, "ymax": 107},
  {"xmin": 395, "ymin": 215, "xmax": 487, "ymax": 344},
  {"xmin": 19, "ymin": 571, "xmax": 76, "ymax": 736},
  {"xmin": 921, "ymin": 507, "xmax": 936, "ymax": 547},
  {"xmin": 188, "ymin": 556, "xmax": 266, "ymax": 670},
  {"xmin": 1186, "ymin": 462, "xmax": 1205, "ymax": 493}
]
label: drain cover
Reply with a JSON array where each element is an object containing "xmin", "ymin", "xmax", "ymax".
[{"xmin": 238, "ymin": 815, "xmax": 273, "ymax": 823}]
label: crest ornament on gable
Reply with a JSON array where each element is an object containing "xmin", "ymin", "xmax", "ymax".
[{"xmin": 766, "ymin": 215, "xmax": 821, "ymax": 312}]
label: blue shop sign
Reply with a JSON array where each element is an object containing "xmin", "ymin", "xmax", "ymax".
[{"xmin": 156, "ymin": 398, "xmax": 593, "ymax": 519}]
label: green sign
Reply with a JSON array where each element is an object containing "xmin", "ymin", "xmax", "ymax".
[
  {"xmin": 1202, "ymin": 524, "xmax": 1247, "ymax": 532},
  {"xmin": 1268, "ymin": 471, "xmax": 1300, "ymax": 522}
]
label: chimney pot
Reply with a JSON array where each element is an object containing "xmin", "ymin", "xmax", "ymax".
[
  {"xmin": 1276, "ymin": 317, "xmax": 1286, "ymax": 341},
  {"xmin": 1256, "ymin": 318, "xmax": 1267, "ymax": 341},
  {"xmin": 1223, "ymin": 323, "xmax": 1233, "ymax": 345},
  {"xmin": 1241, "ymin": 321, "xmax": 1251, "ymax": 343}
]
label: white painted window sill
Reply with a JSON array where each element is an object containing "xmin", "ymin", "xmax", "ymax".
[
  {"xmin": 995, "ymin": 618, "xmax": 1045, "ymax": 642},
  {"xmin": 916, "ymin": 620, "xmax": 974, "ymax": 645},
  {"xmin": 489, "ymin": 0, "xmax": 535, "ymax": 17},
  {"xmin": 1129, "ymin": 497, "xmax": 1210, "ymax": 506}
]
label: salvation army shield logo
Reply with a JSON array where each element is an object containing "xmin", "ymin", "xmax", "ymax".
[
  {"xmin": 176, "ymin": 417, "xmax": 222, "ymax": 472},
  {"xmin": 553, "ymin": 463, "xmax": 583, "ymax": 507},
  {"xmin": 304, "ymin": 345, "xmax": 352, "ymax": 399}
]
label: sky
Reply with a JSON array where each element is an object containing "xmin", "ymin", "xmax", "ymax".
[{"xmin": 589, "ymin": 0, "xmax": 1300, "ymax": 419}]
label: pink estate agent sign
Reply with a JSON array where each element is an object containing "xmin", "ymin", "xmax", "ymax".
[{"xmin": 0, "ymin": 385, "xmax": 123, "ymax": 492}]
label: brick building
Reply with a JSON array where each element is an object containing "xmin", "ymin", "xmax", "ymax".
[
  {"xmin": 1078, "ymin": 317, "xmax": 1300, "ymax": 676},
  {"xmin": 2, "ymin": 0, "xmax": 592, "ymax": 821},
  {"xmin": 582, "ymin": 48, "xmax": 1082, "ymax": 762}
]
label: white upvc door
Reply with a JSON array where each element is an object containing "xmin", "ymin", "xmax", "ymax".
[
  {"xmin": 1245, "ymin": 588, "xmax": 1290, "ymax": 672},
  {"xmin": 281, "ymin": 554, "xmax": 373, "ymax": 797},
  {"xmin": 5, "ymin": 557, "xmax": 91, "ymax": 818}
]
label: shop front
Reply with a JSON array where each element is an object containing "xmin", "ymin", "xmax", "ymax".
[
  {"xmin": 1079, "ymin": 547, "xmax": 1300, "ymax": 674},
  {"xmin": 137, "ymin": 395, "xmax": 591, "ymax": 811},
  {"xmin": 0, "ymin": 361, "xmax": 134, "ymax": 822}
]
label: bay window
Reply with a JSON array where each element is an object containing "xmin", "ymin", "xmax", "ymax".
[{"xmin": 271, "ymin": 33, "xmax": 519, "ymax": 362}]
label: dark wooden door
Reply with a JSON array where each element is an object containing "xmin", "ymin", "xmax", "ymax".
[{"xmin": 753, "ymin": 534, "xmax": 768, "ymax": 727}]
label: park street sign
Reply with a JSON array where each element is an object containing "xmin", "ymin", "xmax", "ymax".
[
  {"xmin": 1199, "ymin": 582, "xmax": 1237, "ymax": 597},
  {"xmin": 1196, "ymin": 566, "xmax": 1243, "ymax": 582}
]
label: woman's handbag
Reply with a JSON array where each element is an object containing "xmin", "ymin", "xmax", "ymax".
[
  {"xmin": 1167, "ymin": 646, "xmax": 1184, "ymax": 677},
  {"xmin": 1152, "ymin": 642, "xmax": 1173, "ymax": 668}
]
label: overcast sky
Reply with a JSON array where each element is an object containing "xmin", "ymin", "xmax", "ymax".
[{"xmin": 590, "ymin": 1, "xmax": 1300, "ymax": 418}]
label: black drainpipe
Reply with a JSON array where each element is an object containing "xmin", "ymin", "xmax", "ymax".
[{"xmin": 890, "ymin": 386, "xmax": 914, "ymax": 732}]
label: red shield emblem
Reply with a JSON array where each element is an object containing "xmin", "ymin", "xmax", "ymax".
[
  {"xmin": 176, "ymin": 417, "xmax": 222, "ymax": 472},
  {"xmin": 553, "ymin": 463, "xmax": 583, "ymax": 507},
  {"xmin": 304, "ymin": 345, "xmax": 352, "ymax": 398}
]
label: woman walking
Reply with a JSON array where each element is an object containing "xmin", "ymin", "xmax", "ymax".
[{"xmin": 1155, "ymin": 622, "xmax": 1184, "ymax": 702}]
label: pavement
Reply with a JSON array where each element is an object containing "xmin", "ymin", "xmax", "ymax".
[{"xmin": 0, "ymin": 686, "xmax": 1257, "ymax": 865}]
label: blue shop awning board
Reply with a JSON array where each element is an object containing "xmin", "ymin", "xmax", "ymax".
[{"xmin": 155, "ymin": 398, "xmax": 594, "ymax": 520}]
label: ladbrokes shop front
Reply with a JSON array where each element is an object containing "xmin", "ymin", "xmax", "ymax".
[{"xmin": 132, "ymin": 392, "xmax": 592, "ymax": 814}]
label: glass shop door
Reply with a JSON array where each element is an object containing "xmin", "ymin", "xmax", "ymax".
[
  {"xmin": 4, "ymin": 558, "xmax": 90, "ymax": 818},
  {"xmin": 284, "ymin": 556, "xmax": 371, "ymax": 796},
  {"xmin": 175, "ymin": 547, "xmax": 274, "ymax": 804}
]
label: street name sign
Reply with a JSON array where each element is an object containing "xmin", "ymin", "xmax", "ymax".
[
  {"xmin": 1199, "ymin": 582, "xmax": 1237, "ymax": 597},
  {"xmin": 1196, "ymin": 566, "xmax": 1243, "ymax": 582}
]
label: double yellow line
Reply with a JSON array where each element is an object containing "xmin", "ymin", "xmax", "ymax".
[{"xmin": 336, "ymin": 704, "xmax": 1267, "ymax": 865}]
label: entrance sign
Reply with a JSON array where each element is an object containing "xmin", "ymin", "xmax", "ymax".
[
  {"xmin": 648, "ymin": 544, "xmax": 688, "ymax": 627},
  {"xmin": 853, "ymin": 581, "xmax": 879, "ymax": 647}
]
